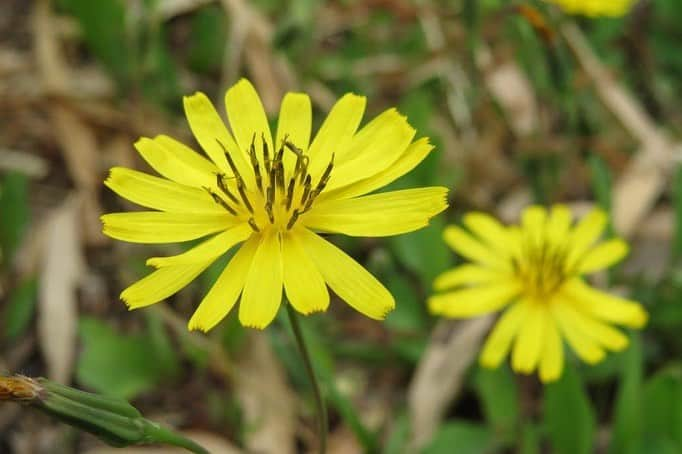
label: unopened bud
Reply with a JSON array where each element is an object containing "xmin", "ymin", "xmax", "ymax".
[{"xmin": 0, "ymin": 375, "xmax": 207, "ymax": 454}]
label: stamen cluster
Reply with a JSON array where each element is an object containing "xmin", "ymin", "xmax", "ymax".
[
  {"xmin": 513, "ymin": 238, "xmax": 569, "ymax": 300},
  {"xmin": 204, "ymin": 135, "xmax": 334, "ymax": 233}
]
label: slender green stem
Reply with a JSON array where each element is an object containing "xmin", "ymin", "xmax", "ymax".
[{"xmin": 286, "ymin": 304, "xmax": 327, "ymax": 454}]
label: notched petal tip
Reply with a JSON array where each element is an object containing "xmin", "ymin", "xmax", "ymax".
[
  {"xmin": 240, "ymin": 320, "xmax": 268, "ymax": 330},
  {"xmin": 182, "ymin": 91, "xmax": 207, "ymax": 102},
  {"xmin": 187, "ymin": 320, "xmax": 210, "ymax": 333}
]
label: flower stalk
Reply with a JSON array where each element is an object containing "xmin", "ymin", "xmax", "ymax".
[{"xmin": 286, "ymin": 303, "xmax": 328, "ymax": 454}]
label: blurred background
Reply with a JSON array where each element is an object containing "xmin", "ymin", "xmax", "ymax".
[{"xmin": 1, "ymin": 0, "xmax": 682, "ymax": 453}]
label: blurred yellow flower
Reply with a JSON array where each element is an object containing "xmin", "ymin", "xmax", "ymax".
[
  {"xmin": 103, "ymin": 79, "xmax": 448, "ymax": 331},
  {"xmin": 428, "ymin": 205, "xmax": 647, "ymax": 382},
  {"xmin": 545, "ymin": 0, "xmax": 635, "ymax": 17}
]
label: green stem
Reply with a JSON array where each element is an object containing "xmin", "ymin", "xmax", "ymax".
[{"xmin": 286, "ymin": 304, "xmax": 328, "ymax": 454}]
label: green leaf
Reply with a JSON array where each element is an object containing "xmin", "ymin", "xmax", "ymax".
[
  {"xmin": 609, "ymin": 333, "xmax": 643, "ymax": 454},
  {"xmin": 673, "ymin": 164, "xmax": 682, "ymax": 260},
  {"xmin": 389, "ymin": 216, "xmax": 450, "ymax": 289},
  {"xmin": 139, "ymin": 22, "xmax": 181, "ymax": 107},
  {"xmin": 0, "ymin": 172, "xmax": 29, "ymax": 268},
  {"xmin": 3, "ymin": 278, "xmax": 38, "ymax": 341},
  {"xmin": 188, "ymin": 6, "xmax": 227, "ymax": 74},
  {"xmin": 59, "ymin": 0, "xmax": 132, "ymax": 85},
  {"xmin": 423, "ymin": 421, "xmax": 494, "ymax": 454},
  {"xmin": 544, "ymin": 363, "xmax": 595, "ymax": 454},
  {"xmin": 519, "ymin": 423, "xmax": 541, "ymax": 454},
  {"xmin": 588, "ymin": 154, "xmax": 614, "ymax": 235},
  {"xmin": 384, "ymin": 268, "xmax": 426, "ymax": 332},
  {"xmin": 77, "ymin": 317, "xmax": 179, "ymax": 399},
  {"xmin": 640, "ymin": 365, "xmax": 682, "ymax": 451},
  {"xmin": 473, "ymin": 364, "xmax": 520, "ymax": 444},
  {"xmin": 383, "ymin": 411, "xmax": 411, "ymax": 454}
]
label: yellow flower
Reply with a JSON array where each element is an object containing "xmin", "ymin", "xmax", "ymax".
[
  {"xmin": 428, "ymin": 205, "xmax": 647, "ymax": 382},
  {"xmin": 544, "ymin": 0, "xmax": 635, "ymax": 17},
  {"xmin": 103, "ymin": 79, "xmax": 448, "ymax": 331}
]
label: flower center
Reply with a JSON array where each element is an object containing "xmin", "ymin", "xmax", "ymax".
[
  {"xmin": 205, "ymin": 134, "xmax": 334, "ymax": 233},
  {"xmin": 513, "ymin": 238, "xmax": 569, "ymax": 300}
]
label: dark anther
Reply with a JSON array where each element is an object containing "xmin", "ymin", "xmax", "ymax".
[
  {"xmin": 267, "ymin": 168, "xmax": 276, "ymax": 206},
  {"xmin": 284, "ymin": 140, "xmax": 310, "ymax": 184},
  {"xmin": 216, "ymin": 173, "xmax": 239, "ymax": 204},
  {"xmin": 265, "ymin": 202, "xmax": 275, "ymax": 223},
  {"xmin": 236, "ymin": 179, "xmax": 253, "ymax": 213},
  {"xmin": 300, "ymin": 174, "xmax": 312, "ymax": 207},
  {"xmin": 316, "ymin": 153, "xmax": 335, "ymax": 193},
  {"xmin": 287, "ymin": 209, "xmax": 300, "ymax": 230},
  {"xmin": 274, "ymin": 142, "xmax": 284, "ymax": 165},
  {"xmin": 275, "ymin": 160, "xmax": 285, "ymax": 192},
  {"xmin": 204, "ymin": 187, "xmax": 237, "ymax": 215},
  {"xmin": 216, "ymin": 139, "xmax": 243, "ymax": 182},
  {"xmin": 285, "ymin": 177, "xmax": 296, "ymax": 211},
  {"xmin": 262, "ymin": 133, "xmax": 271, "ymax": 174},
  {"xmin": 249, "ymin": 134, "xmax": 263, "ymax": 193},
  {"xmin": 248, "ymin": 217, "xmax": 260, "ymax": 232}
]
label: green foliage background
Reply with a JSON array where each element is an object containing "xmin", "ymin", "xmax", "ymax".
[{"xmin": 2, "ymin": 0, "xmax": 682, "ymax": 452}]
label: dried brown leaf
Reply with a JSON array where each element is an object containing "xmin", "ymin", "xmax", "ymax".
[
  {"xmin": 234, "ymin": 332, "xmax": 296, "ymax": 454},
  {"xmin": 38, "ymin": 195, "xmax": 83, "ymax": 384},
  {"xmin": 407, "ymin": 316, "xmax": 494, "ymax": 450}
]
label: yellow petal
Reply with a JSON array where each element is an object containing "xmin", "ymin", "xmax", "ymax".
[
  {"xmin": 546, "ymin": 204, "xmax": 572, "ymax": 244},
  {"xmin": 303, "ymin": 187, "xmax": 448, "ymax": 237},
  {"xmin": 135, "ymin": 136, "xmax": 216, "ymax": 188},
  {"xmin": 428, "ymin": 280, "xmax": 520, "ymax": 317},
  {"xmin": 443, "ymin": 226, "xmax": 509, "ymax": 270},
  {"xmin": 521, "ymin": 205, "xmax": 548, "ymax": 243},
  {"xmin": 463, "ymin": 212, "xmax": 512, "ymax": 256},
  {"xmin": 551, "ymin": 302, "xmax": 605, "ymax": 364},
  {"xmin": 183, "ymin": 91, "xmax": 255, "ymax": 188},
  {"xmin": 326, "ymin": 109, "xmax": 416, "ymax": 191},
  {"xmin": 566, "ymin": 208, "xmax": 607, "ymax": 267},
  {"xmin": 299, "ymin": 228, "xmax": 394, "ymax": 319},
  {"xmin": 433, "ymin": 264, "xmax": 500, "ymax": 291},
  {"xmin": 121, "ymin": 261, "xmax": 211, "ymax": 309},
  {"xmin": 276, "ymin": 92, "xmax": 312, "ymax": 174},
  {"xmin": 307, "ymin": 93, "xmax": 366, "ymax": 181},
  {"xmin": 188, "ymin": 236, "xmax": 260, "ymax": 332},
  {"xmin": 576, "ymin": 239, "xmax": 629, "ymax": 274},
  {"xmin": 239, "ymin": 232, "xmax": 283, "ymax": 329},
  {"xmin": 101, "ymin": 212, "xmax": 233, "ymax": 244},
  {"xmin": 105, "ymin": 167, "xmax": 222, "ymax": 213},
  {"xmin": 563, "ymin": 279, "xmax": 648, "ymax": 328},
  {"xmin": 539, "ymin": 318, "xmax": 564, "ymax": 383},
  {"xmin": 147, "ymin": 224, "xmax": 252, "ymax": 267},
  {"xmin": 282, "ymin": 230, "xmax": 329, "ymax": 315},
  {"xmin": 319, "ymin": 137, "xmax": 433, "ymax": 200},
  {"xmin": 511, "ymin": 303, "xmax": 546, "ymax": 374},
  {"xmin": 556, "ymin": 299, "xmax": 629, "ymax": 351},
  {"xmin": 480, "ymin": 301, "xmax": 528, "ymax": 368},
  {"xmin": 225, "ymin": 79, "xmax": 274, "ymax": 161}
]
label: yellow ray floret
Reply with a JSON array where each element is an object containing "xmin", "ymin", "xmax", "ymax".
[
  {"xmin": 429, "ymin": 204, "xmax": 647, "ymax": 383},
  {"xmin": 545, "ymin": 0, "xmax": 635, "ymax": 17},
  {"xmin": 102, "ymin": 78, "xmax": 448, "ymax": 331}
]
